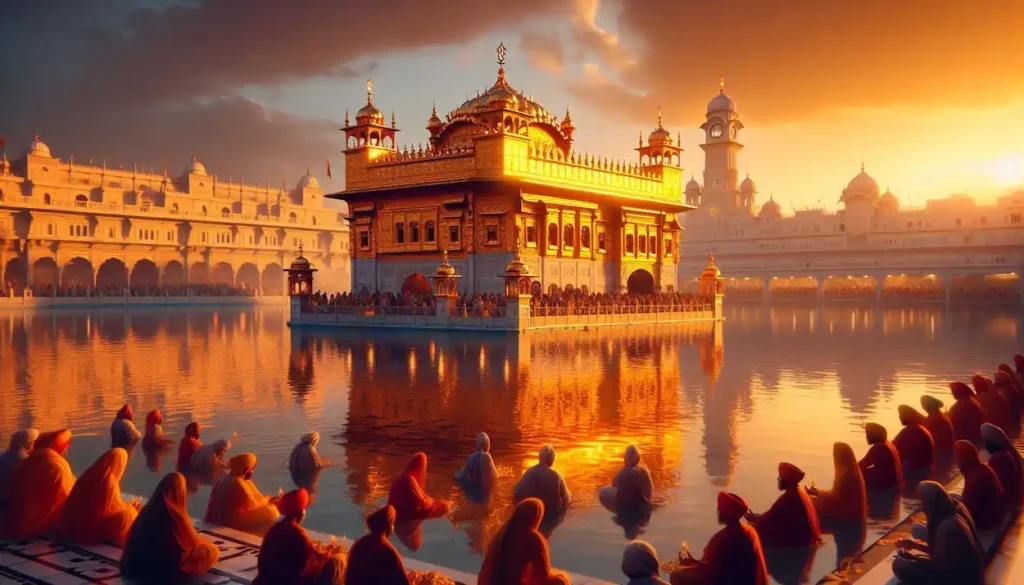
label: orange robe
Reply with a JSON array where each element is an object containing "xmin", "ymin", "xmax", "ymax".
[
  {"xmin": 477, "ymin": 498, "xmax": 570, "ymax": 585},
  {"xmin": 204, "ymin": 455, "xmax": 280, "ymax": 537},
  {"xmin": 345, "ymin": 533, "xmax": 410, "ymax": 585},
  {"xmin": 975, "ymin": 381, "xmax": 1013, "ymax": 433},
  {"xmin": 121, "ymin": 473, "xmax": 220, "ymax": 580},
  {"xmin": 949, "ymin": 396, "xmax": 984, "ymax": 442},
  {"xmin": 859, "ymin": 441, "xmax": 903, "ymax": 490},
  {"xmin": 55, "ymin": 448, "xmax": 137, "ymax": 546},
  {"xmin": 956, "ymin": 442, "xmax": 1006, "ymax": 531},
  {"xmin": 924, "ymin": 410, "xmax": 955, "ymax": 453},
  {"xmin": 2, "ymin": 441, "xmax": 75, "ymax": 539},
  {"xmin": 753, "ymin": 486, "xmax": 822, "ymax": 547},
  {"xmin": 893, "ymin": 415, "xmax": 935, "ymax": 470},
  {"xmin": 812, "ymin": 443, "xmax": 867, "ymax": 522},
  {"xmin": 989, "ymin": 450, "xmax": 1023, "ymax": 509},
  {"xmin": 177, "ymin": 436, "xmax": 201, "ymax": 473},
  {"xmin": 254, "ymin": 517, "xmax": 338, "ymax": 585},
  {"xmin": 387, "ymin": 453, "xmax": 451, "ymax": 522},
  {"xmin": 687, "ymin": 522, "xmax": 770, "ymax": 585}
]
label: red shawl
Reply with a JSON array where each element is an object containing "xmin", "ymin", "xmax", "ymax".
[
  {"xmin": 753, "ymin": 486, "xmax": 822, "ymax": 547},
  {"xmin": 254, "ymin": 518, "xmax": 326, "ymax": 585},
  {"xmin": 955, "ymin": 441, "xmax": 1005, "ymax": 531},
  {"xmin": 892, "ymin": 406, "xmax": 935, "ymax": 470},
  {"xmin": 704, "ymin": 522, "xmax": 769, "ymax": 585},
  {"xmin": 387, "ymin": 452, "xmax": 451, "ymax": 521},
  {"xmin": 859, "ymin": 441, "xmax": 903, "ymax": 490}
]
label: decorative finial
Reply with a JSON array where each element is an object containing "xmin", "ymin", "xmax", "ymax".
[
  {"xmin": 366, "ymin": 78, "xmax": 373, "ymax": 103},
  {"xmin": 191, "ymin": 149, "xmax": 197, "ymax": 161},
  {"xmin": 298, "ymin": 242, "xmax": 304, "ymax": 257},
  {"xmin": 657, "ymin": 105, "xmax": 663, "ymax": 129},
  {"xmin": 860, "ymin": 158, "xmax": 865, "ymax": 172},
  {"xmin": 344, "ymin": 109, "xmax": 350, "ymax": 126},
  {"xmin": 306, "ymin": 164, "xmax": 311, "ymax": 174},
  {"xmin": 720, "ymin": 76, "xmax": 725, "ymax": 92},
  {"xmin": 638, "ymin": 130, "xmax": 643, "ymax": 148},
  {"xmin": 432, "ymin": 100, "xmax": 438, "ymax": 116},
  {"xmin": 497, "ymin": 42, "xmax": 507, "ymax": 66},
  {"xmin": 677, "ymin": 130, "xmax": 681, "ymax": 146},
  {"xmin": 391, "ymin": 110, "xmax": 396, "ymax": 129}
]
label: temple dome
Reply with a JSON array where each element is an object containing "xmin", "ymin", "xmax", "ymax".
[
  {"xmin": 760, "ymin": 197, "xmax": 782, "ymax": 218},
  {"xmin": 707, "ymin": 90, "xmax": 736, "ymax": 114},
  {"xmin": 184, "ymin": 152, "xmax": 207, "ymax": 176},
  {"xmin": 297, "ymin": 168, "xmax": 319, "ymax": 189},
  {"xmin": 740, "ymin": 174, "xmax": 756, "ymax": 193},
  {"xmin": 685, "ymin": 177, "xmax": 702, "ymax": 193},
  {"xmin": 648, "ymin": 125, "xmax": 673, "ymax": 146},
  {"xmin": 356, "ymin": 101, "xmax": 385, "ymax": 125},
  {"xmin": 28, "ymin": 134, "xmax": 52, "ymax": 157},
  {"xmin": 842, "ymin": 164, "xmax": 880, "ymax": 202}
]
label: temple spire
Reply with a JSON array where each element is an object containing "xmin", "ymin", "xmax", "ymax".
[{"xmin": 366, "ymin": 78, "xmax": 373, "ymax": 104}]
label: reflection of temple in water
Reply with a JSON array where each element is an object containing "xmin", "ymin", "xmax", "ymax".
[{"xmin": 328, "ymin": 325, "xmax": 716, "ymax": 552}]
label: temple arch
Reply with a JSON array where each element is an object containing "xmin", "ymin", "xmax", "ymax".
[
  {"xmin": 401, "ymin": 272, "xmax": 431, "ymax": 296},
  {"xmin": 32, "ymin": 258, "xmax": 59, "ymax": 288},
  {"xmin": 212, "ymin": 262, "xmax": 234, "ymax": 285},
  {"xmin": 163, "ymin": 260, "xmax": 185, "ymax": 285},
  {"xmin": 96, "ymin": 258, "xmax": 128, "ymax": 289},
  {"xmin": 130, "ymin": 259, "xmax": 159, "ymax": 288},
  {"xmin": 262, "ymin": 263, "xmax": 284, "ymax": 295},
  {"xmin": 3, "ymin": 258, "xmax": 26, "ymax": 289},
  {"xmin": 190, "ymin": 262, "xmax": 210, "ymax": 284},
  {"xmin": 626, "ymin": 269, "xmax": 655, "ymax": 295},
  {"xmin": 61, "ymin": 258, "xmax": 94, "ymax": 288},
  {"xmin": 236, "ymin": 262, "xmax": 260, "ymax": 290}
]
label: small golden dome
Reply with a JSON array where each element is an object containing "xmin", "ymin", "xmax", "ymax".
[
  {"xmin": 700, "ymin": 255, "xmax": 722, "ymax": 279},
  {"xmin": 436, "ymin": 250, "xmax": 456, "ymax": 276}
]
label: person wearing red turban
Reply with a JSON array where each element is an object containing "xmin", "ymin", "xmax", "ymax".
[
  {"xmin": 346, "ymin": 505, "xmax": 410, "ymax": 585},
  {"xmin": 143, "ymin": 409, "xmax": 174, "ymax": 450},
  {"xmin": 954, "ymin": 440, "xmax": 1005, "ymax": 531},
  {"xmin": 386, "ymin": 452, "xmax": 451, "ymax": 522},
  {"xmin": 920, "ymin": 395, "xmax": 955, "ymax": 454},
  {"xmin": 1, "ymin": 429, "xmax": 75, "ymax": 539},
  {"xmin": 858, "ymin": 423, "xmax": 903, "ymax": 490},
  {"xmin": 111, "ymin": 404, "xmax": 142, "ymax": 449},
  {"xmin": 994, "ymin": 367, "xmax": 1022, "ymax": 423},
  {"xmin": 177, "ymin": 421, "xmax": 202, "ymax": 474},
  {"xmin": 892, "ymin": 405, "xmax": 935, "ymax": 471},
  {"xmin": 254, "ymin": 488, "xmax": 345, "ymax": 585},
  {"xmin": 972, "ymin": 374, "xmax": 1013, "ymax": 433},
  {"xmin": 948, "ymin": 382, "xmax": 984, "ymax": 442},
  {"xmin": 478, "ymin": 498, "xmax": 571, "ymax": 585},
  {"xmin": 1014, "ymin": 354, "xmax": 1024, "ymax": 377},
  {"xmin": 670, "ymin": 492, "xmax": 768, "ymax": 585},
  {"xmin": 981, "ymin": 423, "xmax": 1022, "ymax": 510},
  {"xmin": 745, "ymin": 463, "xmax": 822, "ymax": 547}
]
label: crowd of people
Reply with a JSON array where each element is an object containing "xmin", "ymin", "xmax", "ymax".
[
  {"xmin": 822, "ymin": 282, "xmax": 878, "ymax": 299},
  {"xmin": 529, "ymin": 291, "xmax": 702, "ymax": 316},
  {"xmin": 883, "ymin": 284, "xmax": 947, "ymax": 301},
  {"xmin": 950, "ymin": 286, "xmax": 1022, "ymax": 303},
  {"xmin": 1, "ymin": 283, "xmax": 263, "ymax": 299},
  {"xmin": 2, "ymin": 357, "xmax": 1023, "ymax": 585}
]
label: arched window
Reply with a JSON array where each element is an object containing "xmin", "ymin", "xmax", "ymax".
[
  {"xmin": 201, "ymin": 205, "xmax": 208, "ymax": 215},
  {"xmin": 221, "ymin": 207, "xmax": 230, "ymax": 218},
  {"xmin": 626, "ymin": 234, "xmax": 635, "ymax": 254},
  {"xmin": 289, "ymin": 212, "xmax": 297, "ymax": 223},
  {"xmin": 638, "ymin": 234, "xmax": 647, "ymax": 254},
  {"xmin": 548, "ymin": 223, "xmax": 558, "ymax": 247},
  {"xmin": 44, "ymin": 193, "xmax": 52, "ymax": 205},
  {"xmin": 396, "ymin": 222, "xmax": 405, "ymax": 244},
  {"xmin": 410, "ymin": 221, "xmax": 420, "ymax": 243},
  {"xmin": 311, "ymin": 216, "xmax": 317, "ymax": 226},
  {"xmin": 75, "ymin": 194, "xmax": 88, "ymax": 207},
  {"xmin": 649, "ymin": 235, "xmax": 657, "ymax": 255},
  {"xmin": 425, "ymin": 221, "xmax": 435, "ymax": 242},
  {"xmin": 563, "ymin": 224, "xmax": 574, "ymax": 248},
  {"xmin": 171, "ymin": 202, "xmax": 179, "ymax": 214},
  {"xmin": 580, "ymin": 226, "xmax": 591, "ymax": 249}
]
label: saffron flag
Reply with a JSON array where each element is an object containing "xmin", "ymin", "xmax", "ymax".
[{"xmin": 326, "ymin": 157, "xmax": 332, "ymax": 179}]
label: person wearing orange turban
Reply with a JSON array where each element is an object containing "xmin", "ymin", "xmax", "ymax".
[
  {"xmin": 204, "ymin": 453, "xmax": 280, "ymax": 537},
  {"xmin": 478, "ymin": 498, "xmax": 571, "ymax": 585},
  {"xmin": 981, "ymin": 423, "xmax": 1022, "ymax": 510},
  {"xmin": 954, "ymin": 440, "xmax": 1005, "ymax": 531},
  {"xmin": 670, "ymin": 492, "xmax": 769, "ymax": 585},
  {"xmin": 972, "ymin": 374, "xmax": 1013, "ymax": 433},
  {"xmin": 121, "ymin": 473, "xmax": 220, "ymax": 580},
  {"xmin": 55, "ymin": 447, "xmax": 138, "ymax": 546},
  {"xmin": 346, "ymin": 505, "xmax": 410, "ymax": 585},
  {"xmin": 948, "ymin": 382, "xmax": 984, "ymax": 441},
  {"xmin": 892, "ymin": 405, "xmax": 935, "ymax": 471},
  {"xmin": 254, "ymin": 488, "xmax": 345, "ymax": 585},
  {"xmin": 1, "ymin": 429, "xmax": 75, "ymax": 539},
  {"xmin": 809, "ymin": 442, "xmax": 867, "ymax": 523},
  {"xmin": 177, "ymin": 421, "xmax": 202, "ymax": 474},
  {"xmin": 110, "ymin": 404, "xmax": 142, "ymax": 449},
  {"xmin": 745, "ymin": 463, "xmax": 822, "ymax": 547},
  {"xmin": 386, "ymin": 452, "xmax": 451, "ymax": 522},
  {"xmin": 858, "ymin": 423, "xmax": 903, "ymax": 490},
  {"xmin": 920, "ymin": 395, "xmax": 955, "ymax": 454}
]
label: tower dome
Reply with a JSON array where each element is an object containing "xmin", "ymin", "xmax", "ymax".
[
  {"xmin": 685, "ymin": 176, "xmax": 702, "ymax": 193},
  {"xmin": 356, "ymin": 79, "xmax": 385, "ymax": 125},
  {"xmin": 297, "ymin": 167, "xmax": 319, "ymax": 189},
  {"xmin": 707, "ymin": 89, "xmax": 736, "ymax": 114},
  {"xmin": 27, "ymin": 132, "xmax": 52, "ymax": 157},
  {"xmin": 183, "ymin": 151, "xmax": 207, "ymax": 176},
  {"xmin": 740, "ymin": 173, "xmax": 756, "ymax": 193},
  {"xmin": 759, "ymin": 197, "xmax": 782, "ymax": 218},
  {"xmin": 841, "ymin": 162, "xmax": 880, "ymax": 203},
  {"xmin": 877, "ymin": 188, "xmax": 899, "ymax": 214},
  {"xmin": 426, "ymin": 102, "xmax": 443, "ymax": 131},
  {"xmin": 648, "ymin": 108, "xmax": 673, "ymax": 145}
]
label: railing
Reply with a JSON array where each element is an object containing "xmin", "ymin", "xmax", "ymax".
[
  {"xmin": 529, "ymin": 303, "xmax": 711, "ymax": 317},
  {"xmin": 302, "ymin": 303, "xmax": 509, "ymax": 318}
]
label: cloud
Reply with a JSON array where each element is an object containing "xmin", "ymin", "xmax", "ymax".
[
  {"xmin": 0, "ymin": 0, "xmax": 572, "ymax": 185},
  {"xmin": 571, "ymin": 0, "xmax": 1024, "ymax": 125},
  {"xmin": 520, "ymin": 32, "xmax": 565, "ymax": 74}
]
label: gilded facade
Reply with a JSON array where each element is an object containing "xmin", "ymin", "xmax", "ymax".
[
  {"xmin": 334, "ymin": 46, "xmax": 692, "ymax": 296},
  {"xmin": 0, "ymin": 136, "xmax": 350, "ymax": 294}
]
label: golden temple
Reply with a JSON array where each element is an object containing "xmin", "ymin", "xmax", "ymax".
[{"xmin": 333, "ymin": 44, "xmax": 693, "ymax": 296}]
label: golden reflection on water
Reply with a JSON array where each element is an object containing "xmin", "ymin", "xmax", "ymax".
[{"xmin": 0, "ymin": 304, "xmax": 1020, "ymax": 582}]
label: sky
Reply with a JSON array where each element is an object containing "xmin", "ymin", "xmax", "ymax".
[{"xmin": 2, "ymin": 0, "xmax": 1023, "ymax": 212}]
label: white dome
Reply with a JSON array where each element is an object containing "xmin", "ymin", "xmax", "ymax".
[
  {"xmin": 298, "ymin": 168, "xmax": 320, "ymax": 189},
  {"xmin": 842, "ymin": 165, "xmax": 880, "ymax": 201},
  {"xmin": 184, "ymin": 152, "xmax": 207, "ymax": 176},
  {"xmin": 760, "ymin": 197, "xmax": 781, "ymax": 218},
  {"xmin": 685, "ymin": 176, "xmax": 702, "ymax": 192},
  {"xmin": 28, "ymin": 134, "xmax": 52, "ymax": 157},
  {"xmin": 740, "ymin": 174, "xmax": 756, "ymax": 193},
  {"xmin": 707, "ymin": 90, "xmax": 736, "ymax": 114}
]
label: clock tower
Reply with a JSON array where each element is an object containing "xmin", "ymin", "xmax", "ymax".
[{"xmin": 700, "ymin": 80, "xmax": 744, "ymax": 211}]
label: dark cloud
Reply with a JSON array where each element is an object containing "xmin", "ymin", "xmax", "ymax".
[
  {"xmin": 0, "ymin": 0, "xmax": 571, "ymax": 186},
  {"xmin": 572, "ymin": 0, "xmax": 1024, "ymax": 125}
]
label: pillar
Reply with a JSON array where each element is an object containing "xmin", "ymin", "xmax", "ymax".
[{"xmin": 816, "ymin": 276, "xmax": 824, "ymax": 302}]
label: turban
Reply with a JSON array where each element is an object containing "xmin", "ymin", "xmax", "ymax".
[
  {"xmin": 229, "ymin": 453, "xmax": 257, "ymax": 476},
  {"xmin": 37, "ymin": 429, "xmax": 72, "ymax": 454},
  {"xmin": 116, "ymin": 404, "xmax": 133, "ymax": 420},
  {"xmin": 300, "ymin": 432, "xmax": 320, "ymax": 446},
  {"xmin": 971, "ymin": 374, "xmax": 994, "ymax": 393},
  {"xmin": 185, "ymin": 422, "xmax": 201, "ymax": 438},
  {"xmin": 278, "ymin": 488, "xmax": 309, "ymax": 517},
  {"xmin": 621, "ymin": 540, "xmax": 660, "ymax": 579},
  {"xmin": 920, "ymin": 395, "xmax": 944, "ymax": 414},
  {"xmin": 778, "ymin": 462, "xmax": 805, "ymax": 484},
  {"xmin": 367, "ymin": 505, "xmax": 397, "ymax": 535},
  {"xmin": 717, "ymin": 491, "xmax": 749, "ymax": 521},
  {"xmin": 994, "ymin": 370, "xmax": 1012, "ymax": 387},
  {"xmin": 146, "ymin": 409, "xmax": 163, "ymax": 427},
  {"xmin": 981, "ymin": 423, "xmax": 1012, "ymax": 450},
  {"xmin": 897, "ymin": 405, "xmax": 926, "ymax": 426},
  {"xmin": 954, "ymin": 440, "xmax": 981, "ymax": 469},
  {"xmin": 998, "ymin": 363, "xmax": 1015, "ymax": 377},
  {"xmin": 949, "ymin": 381, "xmax": 975, "ymax": 400},
  {"xmin": 865, "ymin": 422, "xmax": 888, "ymax": 443}
]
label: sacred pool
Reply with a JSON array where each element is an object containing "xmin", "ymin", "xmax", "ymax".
[{"xmin": 0, "ymin": 304, "xmax": 1017, "ymax": 583}]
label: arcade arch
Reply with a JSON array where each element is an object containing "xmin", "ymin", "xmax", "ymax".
[{"xmin": 626, "ymin": 269, "xmax": 655, "ymax": 295}]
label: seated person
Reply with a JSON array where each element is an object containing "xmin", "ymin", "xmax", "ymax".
[
  {"xmin": 513, "ymin": 445, "xmax": 571, "ymax": 520},
  {"xmin": 455, "ymin": 432, "xmax": 499, "ymax": 487},
  {"xmin": 955, "ymin": 440, "xmax": 1006, "ymax": 531},
  {"xmin": 981, "ymin": 423, "xmax": 1022, "ymax": 510},
  {"xmin": 0, "ymin": 428, "xmax": 39, "ymax": 510},
  {"xmin": 1, "ymin": 429, "xmax": 75, "ymax": 539},
  {"xmin": 176, "ymin": 421, "xmax": 202, "ymax": 474},
  {"xmin": 892, "ymin": 405, "xmax": 935, "ymax": 471},
  {"xmin": 478, "ymin": 498, "xmax": 571, "ymax": 585},
  {"xmin": 289, "ymin": 432, "xmax": 326, "ymax": 490},
  {"xmin": 55, "ymin": 447, "xmax": 138, "ymax": 546},
  {"xmin": 387, "ymin": 452, "xmax": 451, "ymax": 521},
  {"xmin": 920, "ymin": 395, "xmax": 955, "ymax": 454},
  {"xmin": 254, "ymin": 488, "xmax": 345, "ymax": 585},
  {"xmin": 892, "ymin": 481, "xmax": 983, "ymax": 585},
  {"xmin": 204, "ymin": 453, "xmax": 281, "ymax": 537},
  {"xmin": 621, "ymin": 540, "xmax": 670, "ymax": 585},
  {"xmin": 858, "ymin": 423, "xmax": 903, "ymax": 490},
  {"xmin": 121, "ymin": 473, "xmax": 220, "ymax": 581},
  {"xmin": 745, "ymin": 462, "xmax": 822, "ymax": 547},
  {"xmin": 110, "ymin": 404, "xmax": 142, "ymax": 449},
  {"xmin": 345, "ymin": 505, "xmax": 410, "ymax": 585},
  {"xmin": 809, "ymin": 442, "xmax": 867, "ymax": 523},
  {"xmin": 948, "ymin": 382, "xmax": 984, "ymax": 441},
  {"xmin": 191, "ymin": 438, "xmax": 231, "ymax": 484},
  {"xmin": 599, "ymin": 444, "xmax": 654, "ymax": 510},
  {"xmin": 143, "ymin": 409, "xmax": 175, "ymax": 450},
  {"xmin": 670, "ymin": 492, "xmax": 769, "ymax": 585}
]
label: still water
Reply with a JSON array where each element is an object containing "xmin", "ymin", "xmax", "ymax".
[{"xmin": 0, "ymin": 304, "xmax": 1020, "ymax": 583}]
